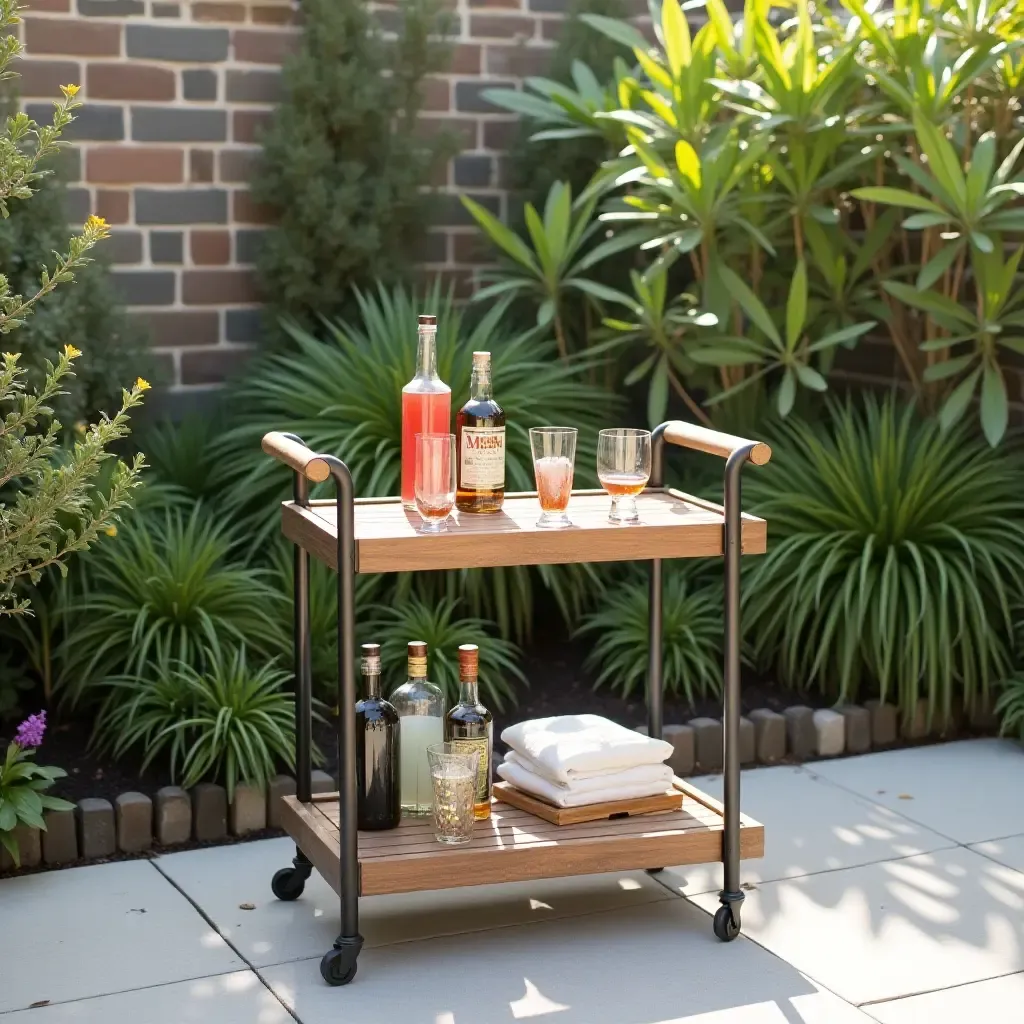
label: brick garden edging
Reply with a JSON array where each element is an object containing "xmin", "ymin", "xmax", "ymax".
[{"xmin": 0, "ymin": 698, "xmax": 1002, "ymax": 874}]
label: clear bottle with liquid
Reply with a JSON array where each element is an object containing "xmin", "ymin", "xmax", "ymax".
[{"xmin": 444, "ymin": 644, "xmax": 493, "ymax": 820}]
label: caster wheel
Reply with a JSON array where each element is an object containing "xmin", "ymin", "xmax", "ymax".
[
  {"xmin": 271, "ymin": 867, "xmax": 306, "ymax": 902},
  {"xmin": 713, "ymin": 904, "xmax": 741, "ymax": 942},
  {"xmin": 320, "ymin": 947, "xmax": 358, "ymax": 986},
  {"xmin": 645, "ymin": 867, "xmax": 665, "ymax": 875}
]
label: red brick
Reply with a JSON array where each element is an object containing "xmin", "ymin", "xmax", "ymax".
[
  {"xmin": 96, "ymin": 189, "xmax": 130, "ymax": 223},
  {"xmin": 485, "ymin": 43, "xmax": 553, "ymax": 77},
  {"xmin": 482, "ymin": 118, "xmax": 518, "ymax": 150},
  {"xmin": 181, "ymin": 346, "xmax": 253, "ymax": 386},
  {"xmin": 468, "ymin": 14, "xmax": 536, "ymax": 38},
  {"xmin": 451, "ymin": 43, "xmax": 482, "ymax": 74},
  {"xmin": 87, "ymin": 146, "xmax": 184, "ymax": 183},
  {"xmin": 218, "ymin": 147, "xmax": 258, "ymax": 183},
  {"xmin": 422, "ymin": 76, "xmax": 449, "ymax": 112},
  {"xmin": 25, "ymin": 18, "xmax": 120, "ymax": 57},
  {"xmin": 27, "ymin": 0, "xmax": 70, "ymax": 11},
  {"xmin": 232, "ymin": 109, "xmax": 272, "ymax": 144},
  {"xmin": 232, "ymin": 189, "xmax": 272, "ymax": 224},
  {"xmin": 182, "ymin": 269, "xmax": 258, "ymax": 304},
  {"xmin": 452, "ymin": 231, "xmax": 489, "ymax": 263},
  {"xmin": 17, "ymin": 59, "xmax": 79, "ymax": 97},
  {"xmin": 140, "ymin": 310, "xmax": 220, "ymax": 348},
  {"xmin": 87, "ymin": 62, "xmax": 175, "ymax": 101},
  {"xmin": 252, "ymin": 4, "xmax": 297, "ymax": 23},
  {"xmin": 190, "ymin": 148, "xmax": 215, "ymax": 183},
  {"xmin": 190, "ymin": 229, "xmax": 230, "ymax": 265},
  {"xmin": 540, "ymin": 18, "xmax": 565, "ymax": 41},
  {"xmin": 194, "ymin": 1, "xmax": 246, "ymax": 21},
  {"xmin": 415, "ymin": 115, "xmax": 477, "ymax": 149},
  {"xmin": 232, "ymin": 28, "xmax": 297, "ymax": 64}
]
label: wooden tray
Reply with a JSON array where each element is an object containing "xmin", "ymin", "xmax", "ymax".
[{"xmin": 492, "ymin": 780, "xmax": 684, "ymax": 824}]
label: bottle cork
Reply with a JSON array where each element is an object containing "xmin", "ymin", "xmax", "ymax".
[
  {"xmin": 407, "ymin": 640, "xmax": 427, "ymax": 677},
  {"xmin": 458, "ymin": 643, "xmax": 479, "ymax": 680},
  {"xmin": 360, "ymin": 643, "xmax": 381, "ymax": 675},
  {"xmin": 418, "ymin": 314, "xmax": 437, "ymax": 326}
]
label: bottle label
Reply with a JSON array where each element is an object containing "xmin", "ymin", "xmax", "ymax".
[
  {"xmin": 460, "ymin": 427, "xmax": 505, "ymax": 489},
  {"xmin": 450, "ymin": 737, "xmax": 489, "ymax": 805}
]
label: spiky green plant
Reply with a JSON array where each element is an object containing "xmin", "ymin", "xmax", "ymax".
[
  {"xmin": 745, "ymin": 396, "xmax": 1024, "ymax": 723},
  {"xmin": 995, "ymin": 676, "xmax": 1024, "ymax": 742},
  {"xmin": 139, "ymin": 413, "xmax": 222, "ymax": 505}
]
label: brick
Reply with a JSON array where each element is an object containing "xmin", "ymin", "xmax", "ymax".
[
  {"xmin": 25, "ymin": 17, "xmax": 121, "ymax": 56},
  {"xmin": 87, "ymin": 62, "xmax": 174, "ymax": 101},
  {"xmin": 143, "ymin": 310, "xmax": 219, "ymax": 348},
  {"xmin": 472, "ymin": 0, "xmax": 520, "ymax": 7},
  {"xmin": 219, "ymin": 146, "xmax": 258, "ymax": 182},
  {"xmin": 469, "ymin": 13, "xmax": 536, "ymax": 38},
  {"xmin": 415, "ymin": 230, "xmax": 447, "ymax": 264},
  {"xmin": 415, "ymin": 115, "xmax": 477, "ymax": 149},
  {"xmin": 252, "ymin": 3, "xmax": 296, "ymax": 23},
  {"xmin": 232, "ymin": 189, "xmax": 272, "ymax": 224},
  {"xmin": 902, "ymin": 698, "xmax": 930, "ymax": 741},
  {"xmin": 18, "ymin": 59, "xmax": 80, "ymax": 98},
  {"xmin": 111, "ymin": 270, "xmax": 176, "ymax": 306},
  {"xmin": 192, "ymin": 782, "xmax": 227, "ymax": 840},
  {"xmin": 151, "ymin": 352, "xmax": 175, "ymax": 382},
  {"xmin": 153, "ymin": 2, "xmax": 180, "ymax": 15},
  {"xmin": 485, "ymin": 42, "xmax": 553, "ymax": 77},
  {"xmin": 126, "ymin": 24, "xmax": 229, "ymax": 62},
  {"xmin": 183, "ymin": 68, "xmax": 218, "ymax": 101},
  {"xmin": 840, "ymin": 705, "xmax": 871, "ymax": 754},
  {"xmin": 96, "ymin": 189, "xmax": 130, "ymax": 223},
  {"xmin": 311, "ymin": 769, "xmax": 335, "ymax": 794},
  {"xmin": 132, "ymin": 106, "xmax": 227, "ymax": 142},
  {"xmin": 27, "ymin": 0, "xmax": 70, "ymax": 9},
  {"xmin": 225, "ymin": 307, "xmax": 262, "ymax": 342},
  {"xmin": 136, "ymin": 188, "xmax": 227, "ymax": 224},
  {"xmin": 451, "ymin": 42, "xmax": 482, "ymax": 74},
  {"xmin": 431, "ymin": 192, "xmax": 499, "ymax": 227},
  {"xmin": 483, "ymin": 118, "xmax": 519, "ymax": 150},
  {"xmin": 76, "ymin": 798, "xmax": 115, "ymax": 858},
  {"xmin": 104, "ymin": 229, "xmax": 143, "ymax": 263},
  {"xmin": 453, "ymin": 154, "xmax": 493, "ymax": 188},
  {"xmin": 690, "ymin": 717, "xmax": 722, "ymax": 773},
  {"xmin": 968, "ymin": 694, "xmax": 999, "ymax": 732},
  {"xmin": 26, "ymin": 102, "xmax": 123, "ymax": 141},
  {"xmin": 865, "ymin": 700, "xmax": 898, "ymax": 747},
  {"xmin": 115, "ymin": 792, "xmax": 153, "ymax": 852},
  {"xmin": 739, "ymin": 715, "xmax": 755, "ymax": 765},
  {"xmin": 452, "ymin": 231, "xmax": 488, "ymax": 263},
  {"xmin": 813, "ymin": 708, "xmax": 845, "ymax": 757},
  {"xmin": 267, "ymin": 774, "xmax": 296, "ymax": 828},
  {"xmin": 181, "ymin": 346, "xmax": 253, "ymax": 385},
  {"xmin": 155, "ymin": 788, "xmax": 193, "ymax": 847},
  {"xmin": 233, "ymin": 28, "xmax": 298, "ymax": 64},
  {"xmin": 529, "ymin": 0, "xmax": 566, "ymax": 9},
  {"xmin": 0, "ymin": 824, "xmax": 42, "ymax": 870},
  {"xmin": 183, "ymin": 268, "xmax": 257, "ymax": 304},
  {"xmin": 748, "ymin": 708, "xmax": 786, "ymax": 763},
  {"xmin": 421, "ymin": 75, "xmax": 449, "ymax": 112},
  {"xmin": 42, "ymin": 808, "xmax": 78, "ymax": 864},
  {"xmin": 65, "ymin": 187, "xmax": 91, "ymax": 221},
  {"xmin": 230, "ymin": 782, "xmax": 266, "ymax": 835},
  {"xmin": 662, "ymin": 723, "xmax": 694, "ymax": 776},
  {"xmin": 194, "ymin": 1, "xmax": 246, "ymax": 20},
  {"xmin": 79, "ymin": 0, "xmax": 144, "ymax": 13},
  {"xmin": 191, "ymin": 228, "xmax": 230, "ymax": 264},
  {"xmin": 455, "ymin": 79, "xmax": 515, "ymax": 113},
  {"xmin": 540, "ymin": 18, "xmax": 565, "ymax": 41},
  {"xmin": 225, "ymin": 68, "xmax": 281, "ymax": 103},
  {"xmin": 232, "ymin": 109, "xmax": 272, "ymax": 143},
  {"xmin": 150, "ymin": 230, "xmax": 183, "ymax": 263},
  {"xmin": 784, "ymin": 706, "xmax": 816, "ymax": 759},
  {"xmin": 190, "ymin": 148, "xmax": 215, "ymax": 183},
  {"xmin": 235, "ymin": 227, "xmax": 265, "ymax": 264},
  {"xmin": 87, "ymin": 146, "xmax": 183, "ymax": 183}
]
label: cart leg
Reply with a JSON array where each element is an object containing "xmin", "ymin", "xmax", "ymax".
[{"xmin": 645, "ymin": 555, "xmax": 665, "ymax": 877}]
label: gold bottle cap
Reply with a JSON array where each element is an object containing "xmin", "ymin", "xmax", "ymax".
[
  {"xmin": 361, "ymin": 643, "xmax": 381, "ymax": 676},
  {"xmin": 408, "ymin": 640, "xmax": 427, "ymax": 676},
  {"xmin": 458, "ymin": 643, "xmax": 479, "ymax": 680}
]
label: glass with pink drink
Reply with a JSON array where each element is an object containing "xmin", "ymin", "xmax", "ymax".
[
  {"xmin": 402, "ymin": 315, "xmax": 451, "ymax": 509},
  {"xmin": 529, "ymin": 427, "xmax": 577, "ymax": 529}
]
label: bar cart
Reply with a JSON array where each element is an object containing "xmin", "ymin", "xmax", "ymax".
[{"xmin": 261, "ymin": 420, "xmax": 770, "ymax": 986}]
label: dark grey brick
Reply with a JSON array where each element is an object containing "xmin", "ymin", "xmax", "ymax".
[
  {"xmin": 455, "ymin": 80, "xmax": 516, "ymax": 113},
  {"xmin": 749, "ymin": 709, "xmax": 786, "ymax": 763},
  {"xmin": 136, "ymin": 188, "xmax": 227, "ymax": 224},
  {"xmin": 104, "ymin": 230, "xmax": 143, "ymax": 264},
  {"xmin": 784, "ymin": 706, "xmax": 816, "ymax": 759},
  {"xmin": 663, "ymin": 723, "xmax": 694, "ymax": 776},
  {"xmin": 152, "ymin": 2, "xmax": 180, "ymax": 15},
  {"xmin": 51, "ymin": 145, "xmax": 81, "ymax": 182},
  {"xmin": 739, "ymin": 716, "xmax": 756, "ymax": 765},
  {"xmin": 865, "ymin": 700, "xmax": 898, "ymax": 747},
  {"xmin": 126, "ymin": 24, "xmax": 229, "ymax": 62},
  {"xmin": 76, "ymin": 798, "xmax": 115, "ymax": 859},
  {"xmin": 528, "ymin": 0, "xmax": 567, "ymax": 9},
  {"xmin": 235, "ymin": 228, "xmax": 266, "ymax": 264},
  {"xmin": 183, "ymin": 68, "xmax": 218, "ymax": 101},
  {"xmin": 27, "ymin": 102, "xmax": 123, "ymax": 142},
  {"xmin": 0, "ymin": 825, "xmax": 40, "ymax": 870},
  {"xmin": 150, "ymin": 230, "xmax": 184, "ymax": 263},
  {"xmin": 192, "ymin": 783, "xmax": 227, "ymax": 840},
  {"xmin": 690, "ymin": 717, "xmax": 723, "ymax": 772},
  {"xmin": 840, "ymin": 705, "xmax": 871, "ymax": 754},
  {"xmin": 132, "ymin": 106, "xmax": 227, "ymax": 142},
  {"xmin": 42, "ymin": 808, "xmax": 77, "ymax": 864},
  {"xmin": 415, "ymin": 230, "xmax": 447, "ymax": 264},
  {"xmin": 311, "ymin": 769, "xmax": 335, "ymax": 794},
  {"xmin": 225, "ymin": 307, "xmax": 262, "ymax": 343},
  {"xmin": 431, "ymin": 192, "xmax": 499, "ymax": 228},
  {"xmin": 111, "ymin": 270, "xmax": 176, "ymax": 306},
  {"xmin": 79, "ymin": 0, "xmax": 144, "ymax": 14},
  {"xmin": 225, "ymin": 69, "xmax": 281, "ymax": 104},
  {"xmin": 65, "ymin": 187, "xmax": 91, "ymax": 222},
  {"xmin": 453, "ymin": 154, "xmax": 493, "ymax": 188}
]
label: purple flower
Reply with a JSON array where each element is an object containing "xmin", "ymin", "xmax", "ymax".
[{"xmin": 14, "ymin": 710, "xmax": 46, "ymax": 749}]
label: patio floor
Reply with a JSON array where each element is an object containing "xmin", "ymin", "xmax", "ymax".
[{"xmin": 2, "ymin": 738, "xmax": 1022, "ymax": 1022}]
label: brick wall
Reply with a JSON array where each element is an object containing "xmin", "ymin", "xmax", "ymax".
[{"xmin": 17, "ymin": 0, "xmax": 568, "ymax": 392}]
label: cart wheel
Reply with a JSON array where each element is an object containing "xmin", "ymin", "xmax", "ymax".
[
  {"xmin": 320, "ymin": 947, "xmax": 358, "ymax": 986},
  {"xmin": 645, "ymin": 867, "xmax": 665, "ymax": 875},
  {"xmin": 713, "ymin": 904, "xmax": 741, "ymax": 942},
  {"xmin": 271, "ymin": 867, "xmax": 306, "ymax": 901}
]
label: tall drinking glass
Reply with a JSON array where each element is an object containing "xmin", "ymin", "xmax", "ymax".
[
  {"xmin": 597, "ymin": 428, "xmax": 651, "ymax": 524},
  {"xmin": 415, "ymin": 433, "xmax": 456, "ymax": 533},
  {"xmin": 427, "ymin": 743, "xmax": 480, "ymax": 845},
  {"xmin": 529, "ymin": 427, "xmax": 577, "ymax": 529}
]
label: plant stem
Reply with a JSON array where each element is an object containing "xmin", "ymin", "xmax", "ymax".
[{"xmin": 666, "ymin": 364, "xmax": 713, "ymax": 427}]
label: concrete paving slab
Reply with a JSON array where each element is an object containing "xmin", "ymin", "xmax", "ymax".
[
  {"xmin": 157, "ymin": 835, "xmax": 677, "ymax": 968},
  {"xmin": 864, "ymin": 972, "xmax": 1024, "ymax": 1022},
  {"xmin": 808, "ymin": 739, "xmax": 1024, "ymax": 845},
  {"xmin": 691, "ymin": 846, "xmax": 1024, "ymax": 1006},
  {"xmin": 970, "ymin": 832, "xmax": 1024, "ymax": 873},
  {"xmin": 263, "ymin": 899, "xmax": 876, "ymax": 1024},
  {"xmin": 0, "ymin": 860, "xmax": 243, "ymax": 1013}
]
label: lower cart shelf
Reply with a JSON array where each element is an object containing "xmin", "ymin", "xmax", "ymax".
[{"xmin": 279, "ymin": 779, "xmax": 764, "ymax": 898}]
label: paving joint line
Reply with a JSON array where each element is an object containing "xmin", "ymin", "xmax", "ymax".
[{"xmin": 856, "ymin": 968, "xmax": 1024, "ymax": 1007}]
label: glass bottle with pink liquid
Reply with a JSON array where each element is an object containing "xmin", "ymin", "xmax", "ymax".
[{"xmin": 402, "ymin": 315, "xmax": 451, "ymax": 508}]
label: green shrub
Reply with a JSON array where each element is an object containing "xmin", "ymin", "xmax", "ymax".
[
  {"xmin": 139, "ymin": 413, "xmax": 221, "ymax": 505},
  {"xmin": 745, "ymin": 396, "xmax": 1024, "ymax": 723},
  {"xmin": 995, "ymin": 677, "xmax": 1024, "ymax": 743},
  {"xmin": 577, "ymin": 566, "xmax": 723, "ymax": 704},
  {"xmin": 253, "ymin": 0, "xmax": 459, "ymax": 330}
]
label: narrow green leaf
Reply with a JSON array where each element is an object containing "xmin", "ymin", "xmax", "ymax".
[
  {"xmin": 579, "ymin": 13, "xmax": 650, "ymax": 51},
  {"xmin": 661, "ymin": 0, "xmax": 692, "ymax": 78},
  {"xmin": 939, "ymin": 367, "xmax": 981, "ymax": 432},
  {"xmin": 674, "ymin": 140, "xmax": 701, "ymax": 188},
  {"xmin": 851, "ymin": 187, "xmax": 948, "ymax": 216},
  {"xmin": 718, "ymin": 265, "xmax": 781, "ymax": 347},
  {"xmin": 460, "ymin": 196, "xmax": 539, "ymax": 273},
  {"xmin": 786, "ymin": 258, "xmax": 808, "ymax": 351},
  {"xmin": 916, "ymin": 240, "xmax": 963, "ymax": 290},
  {"xmin": 777, "ymin": 370, "xmax": 797, "ymax": 416},
  {"xmin": 980, "ymin": 360, "xmax": 1008, "ymax": 446},
  {"xmin": 795, "ymin": 364, "xmax": 828, "ymax": 391},
  {"xmin": 648, "ymin": 356, "xmax": 669, "ymax": 428}
]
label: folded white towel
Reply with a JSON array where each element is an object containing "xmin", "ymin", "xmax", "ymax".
[
  {"xmin": 504, "ymin": 750, "xmax": 672, "ymax": 790},
  {"xmin": 497, "ymin": 758, "xmax": 673, "ymax": 808},
  {"xmin": 501, "ymin": 714, "xmax": 673, "ymax": 783}
]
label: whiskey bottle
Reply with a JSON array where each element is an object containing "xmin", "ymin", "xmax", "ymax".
[
  {"xmin": 355, "ymin": 643, "xmax": 401, "ymax": 830},
  {"xmin": 388, "ymin": 641, "xmax": 445, "ymax": 816},
  {"xmin": 455, "ymin": 350, "xmax": 505, "ymax": 514},
  {"xmin": 444, "ymin": 644, "xmax": 493, "ymax": 820}
]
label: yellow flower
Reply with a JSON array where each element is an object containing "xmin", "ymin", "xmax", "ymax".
[
  {"xmin": 61, "ymin": 83, "xmax": 80, "ymax": 98},
  {"xmin": 74, "ymin": 421, "xmax": 87, "ymax": 434},
  {"xmin": 135, "ymin": 377, "xmax": 151, "ymax": 392},
  {"xmin": 64, "ymin": 344, "xmax": 82, "ymax": 359},
  {"xmin": 104, "ymin": 525, "xmax": 117, "ymax": 537},
  {"xmin": 84, "ymin": 214, "xmax": 109, "ymax": 235}
]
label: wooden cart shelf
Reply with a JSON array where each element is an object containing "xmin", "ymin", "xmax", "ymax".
[
  {"xmin": 279, "ymin": 780, "xmax": 765, "ymax": 898},
  {"xmin": 281, "ymin": 488, "xmax": 767, "ymax": 574}
]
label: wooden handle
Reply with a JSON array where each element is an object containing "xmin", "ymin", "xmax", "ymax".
[
  {"xmin": 261, "ymin": 432, "xmax": 331, "ymax": 482},
  {"xmin": 662, "ymin": 421, "xmax": 771, "ymax": 466}
]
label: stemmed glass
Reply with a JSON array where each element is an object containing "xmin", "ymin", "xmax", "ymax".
[
  {"xmin": 415, "ymin": 433, "xmax": 456, "ymax": 533},
  {"xmin": 597, "ymin": 428, "xmax": 651, "ymax": 524},
  {"xmin": 530, "ymin": 427, "xmax": 577, "ymax": 529}
]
